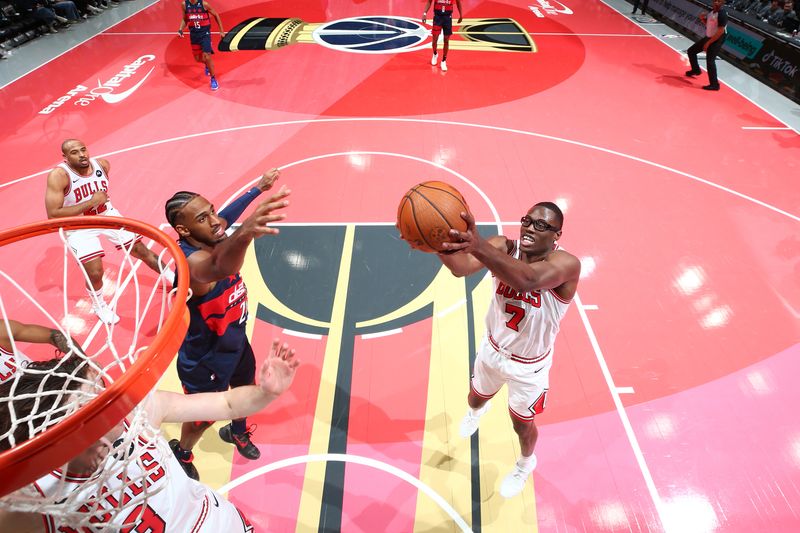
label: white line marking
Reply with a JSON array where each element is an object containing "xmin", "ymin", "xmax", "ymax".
[
  {"xmin": 218, "ymin": 453, "xmax": 472, "ymax": 533},
  {"xmin": 581, "ymin": 304, "xmax": 599, "ymax": 311},
  {"xmin": 574, "ymin": 292, "xmax": 670, "ymax": 531},
  {"xmin": 361, "ymin": 328, "xmax": 402, "ymax": 339},
  {"xmin": 741, "ymin": 126, "xmax": 793, "ymax": 130},
  {"xmin": 436, "ymin": 299, "xmax": 467, "ymax": 318},
  {"xmin": 4, "ymin": 118, "xmax": 796, "ymax": 224},
  {"xmin": 530, "ymin": 32, "xmax": 656, "ymax": 37},
  {"xmin": 280, "ymin": 329, "xmax": 323, "ymax": 339},
  {"xmin": 101, "ymin": 31, "xmax": 225, "ymax": 35},
  {"xmin": 616, "ymin": 386, "xmax": 636, "ymax": 394},
  {"xmin": 0, "ymin": 0, "xmax": 159, "ymax": 91}
]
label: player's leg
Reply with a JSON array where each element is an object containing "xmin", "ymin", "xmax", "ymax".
[
  {"xmin": 703, "ymin": 38, "xmax": 724, "ymax": 90},
  {"xmin": 685, "ymin": 38, "xmax": 706, "ymax": 76},
  {"xmin": 171, "ymin": 364, "xmax": 222, "ymax": 480},
  {"xmin": 500, "ymin": 358, "xmax": 551, "ymax": 498},
  {"xmin": 430, "ymin": 17, "xmax": 442, "ymax": 65},
  {"xmin": 440, "ymin": 16, "xmax": 453, "ymax": 71},
  {"xmin": 68, "ymin": 229, "xmax": 119, "ymax": 324},
  {"xmin": 200, "ymin": 31, "xmax": 218, "ymax": 90},
  {"xmin": 129, "ymin": 240, "xmax": 176, "ymax": 285},
  {"xmin": 459, "ymin": 338, "xmax": 503, "ymax": 438},
  {"xmin": 219, "ymin": 342, "xmax": 261, "ymax": 460}
]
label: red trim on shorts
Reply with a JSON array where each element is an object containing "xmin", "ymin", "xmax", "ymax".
[
  {"xmin": 470, "ymin": 381, "xmax": 498, "ymax": 400},
  {"xmin": 488, "ymin": 334, "xmax": 551, "ymax": 364},
  {"xmin": 114, "ymin": 234, "xmax": 142, "ymax": 250},
  {"xmin": 79, "ymin": 250, "xmax": 105, "ymax": 264},
  {"xmin": 509, "ymin": 406, "xmax": 535, "ymax": 422},
  {"xmin": 190, "ymin": 495, "xmax": 210, "ymax": 533}
]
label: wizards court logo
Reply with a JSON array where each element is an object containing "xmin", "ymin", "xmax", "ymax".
[{"xmin": 219, "ymin": 16, "xmax": 536, "ymax": 54}]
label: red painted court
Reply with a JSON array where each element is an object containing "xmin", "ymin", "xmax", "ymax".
[{"xmin": 0, "ymin": 0, "xmax": 799, "ymax": 531}]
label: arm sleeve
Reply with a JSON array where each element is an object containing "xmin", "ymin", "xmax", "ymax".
[{"xmin": 218, "ymin": 187, "xmax": 261, "ymax": 226}]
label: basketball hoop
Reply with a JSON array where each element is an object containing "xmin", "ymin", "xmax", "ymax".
[{"xmin": 0, "ymin": 216, "xmax": 189, "ymax": 526}]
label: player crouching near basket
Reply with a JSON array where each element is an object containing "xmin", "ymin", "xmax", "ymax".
[
  {"xmin": 422, "ymin": 0, "xmax": 463, "ymax": 72},
  {"xmin": 0, "ymin": 339, "xmax": 299, "ymax": 531},
  {"xmin": 164, "ymin": 169, "xmax": 289, "ymax": 480}
]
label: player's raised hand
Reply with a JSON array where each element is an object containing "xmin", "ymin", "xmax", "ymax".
[
  {"xmin": 257, "ymin": 168, "xmax": 280, "ymax": 191},
  {"xmin": 177, "ymin": 29, "xmax": 184, "ymax": 37},
  {"xmin": 258, "ymin": 339, "xmax": 299, "ymax": 397},
  {"xmin": 240, "ymin": 185, "xmax": 290, "ymax": 237},
  {"xmin": 440, "ymin": 211, "xmax": 480, "ymax": 254}
]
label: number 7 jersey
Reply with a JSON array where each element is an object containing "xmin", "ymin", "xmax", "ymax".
[{"xmin": 485, "ymin": 240, "xmax": 572, "ymax": 361}]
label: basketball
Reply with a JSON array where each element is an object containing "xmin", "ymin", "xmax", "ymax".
[{"xmin": 396, "ymin": 181, "xmax": 471, "ymax": 253}]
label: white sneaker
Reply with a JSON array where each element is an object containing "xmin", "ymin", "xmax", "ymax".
[
  {"xmin": 92, "ymin": 305, "xmax": 120, "ymax": 325},
  {"xmin": 441, "ymin": 60, "xmax": 448, "ymax": 72},
  {"xmin": 499, "ymin": 456, "xmax": 537, "ymax": 498},
  {"xmin": 459, "ymin": 401, "xmax": 490, "ymax": 438},
  {"xmin": 431, "ymin": 53, "xmax": 437, "ymax": 66}
]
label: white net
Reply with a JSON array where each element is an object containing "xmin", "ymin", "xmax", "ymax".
[{"xmin": 0, "ymin": 219, "xmax": 186, "ymax": 531}]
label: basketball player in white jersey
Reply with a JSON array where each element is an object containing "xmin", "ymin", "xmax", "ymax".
[
  {"xmin": 437, "ymin": 201, "xmax": 581, "ymax": 498},
  {"xmin": 45, "ymin": 139, "xmax": 174, "ymax": 325},
  {"xmin": 0, "ymin": 337, "xmax": 299, "ymax": 532},
  {"xmin": 0, "ymin": 319, "xmax": 74, "ymax": 384}
]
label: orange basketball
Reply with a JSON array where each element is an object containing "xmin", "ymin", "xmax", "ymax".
[{"xmin": 396, "ymin": 181, "xmax": 470, "ymax": 253}]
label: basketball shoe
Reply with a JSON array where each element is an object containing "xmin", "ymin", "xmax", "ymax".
[
  {"xmin": 219, "ymin": 423, "xmax": 261, "ymax": 460},
  {"xmin": 210, "ymin": 77, "xmax": 218, "ymax": 91},
  {"xmin": 499, "ymin": 454, "xmax": 537, "ymax": 498},
  {"xmin": 459, "ymin": 401, "xmax": 490, "ymax": 438},
  {"xmin": 169, "ymin": 439, "xmax": 200, "ymax": 481},
  {"xmin": 441, "ymin": 60, "xmax": 448, "ymax": 72},
  {"xmin": 431, "ymin": 52, "xmax": 437, "ymax": 65},
  {"xmin": 92, "ymin": 304, "xmax": 119, "ymax": 325}
]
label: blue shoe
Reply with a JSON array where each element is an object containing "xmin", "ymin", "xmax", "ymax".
[
  {"xmin": 210, "ymin": 77, "xmax": 218, "ymax": 91},
  {"xmin": 205, "ymin": 66, "xmax": 210, "ymax": 76}
]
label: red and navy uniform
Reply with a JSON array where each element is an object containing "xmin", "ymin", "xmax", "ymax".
[
  {"xmin": 431, "ymin": 0, "xmax": 456, "ymax": 36},
  {"xmin": 176, "ymin": 187, "xmax": 265, "ymax": 393},
  {"xmin": 185, "ymin": 0, "xmax": 214, "ymax": 54},
  {"xmin": 177, "ymin": 244, "xmax": 255, "ymax": 393}
]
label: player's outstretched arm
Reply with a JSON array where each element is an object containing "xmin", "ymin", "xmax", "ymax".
[
  {"xmin": 151, "ymin": 339, "xmax": 299, "ymax": 425},
  {"xmin": 187, "ymin": 186, "xmax": 290, "ymax": 284},
  {"xmin": 456, "ymin": 0, "xmax": 464, "ymax": 23},
  {"xmin": 0, "ymin": 320, "xmax": 76, "ymax": 355},
  {"xmin": 178, "ymin": 1, "xmax": 186, "ymax": 35},
  {"xmin": 438, "ymin": 211, "xmax": 507, "ymax": 277},
  {"xmin": 217, "ymin": 168, "xmax": 281, "ymax": 226},
  {"xmin": 205, "ymin": 2, "xmax": 225, "ymax": 38}
]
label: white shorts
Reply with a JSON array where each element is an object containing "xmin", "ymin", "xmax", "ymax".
[
  {"xmin": 470, "ymin": 336, "xmax": 552, "ymax": 421},
  {"xmin": 65, "ymin": 208, "xmax": 142, "ymax": 264}
]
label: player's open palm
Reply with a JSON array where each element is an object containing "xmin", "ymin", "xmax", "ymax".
[
  {"xmin": 241, "ymin": 185, "xmax": 291, "ymax": 237},
  {"xmin": 259, "ymin": 339, "xmax": 299, "ymax": 396}
]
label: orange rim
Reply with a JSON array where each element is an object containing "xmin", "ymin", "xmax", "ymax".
[{"xmin": 0, "ymin": 216, "xmax": 190, "ymax": 498}]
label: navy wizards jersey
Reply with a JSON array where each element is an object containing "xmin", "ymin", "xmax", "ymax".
[
  {"xmin": 185, "ymin": 0, "xmax": 211, "ymax": 33},
  {"xmin": 177, "ymin": 239, "xmax": 249, "ymax": 381}
]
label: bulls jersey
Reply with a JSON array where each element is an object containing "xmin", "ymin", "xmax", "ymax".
[
  {"xmin": 433, "ymin": 0, "xmax": 455, "ymax": 13},
  {"xmin": 178, "ymin": 240, "xmax": 248, "ymax": 370},
  {"xmin": 0, "ymin": 345, "xmax": 30, "ymax": 384},
  {"xmin": 59, "ymin": 158, "xmax": 112, "ymax": 216},
  {"xmin": 34, "ymin": 433, "xmax": 253, "ymax": 532},
  {"xmin": 485, "ymin": 241, "xmax": 572, "ymax": 361},
  {"xmin": 185, "ymin": 0, "xmax": 211, "ymax": 32}
]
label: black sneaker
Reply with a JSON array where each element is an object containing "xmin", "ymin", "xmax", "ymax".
[
  {"xmin": 219, "ymin": 423, "xmax": 261, "ymax": 460},
  {"xmin": 685, "ymin": 70, "xmax": 701, "ymax": 77},
  {"xmin": 702, "ymin": 84, "xmax": 720, "ymax": 91},
  {"xmin": 169, "ymin": 439, "xmax": 200, "ymax": 480}
]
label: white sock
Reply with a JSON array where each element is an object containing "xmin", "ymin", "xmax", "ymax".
[
  {"xmin": 88, "ymin": 286, "xmax": 107, "ymax": 308},
  {"xmin": 517, "ymin": 454, "xmax": 536, "ymax": 471}
]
